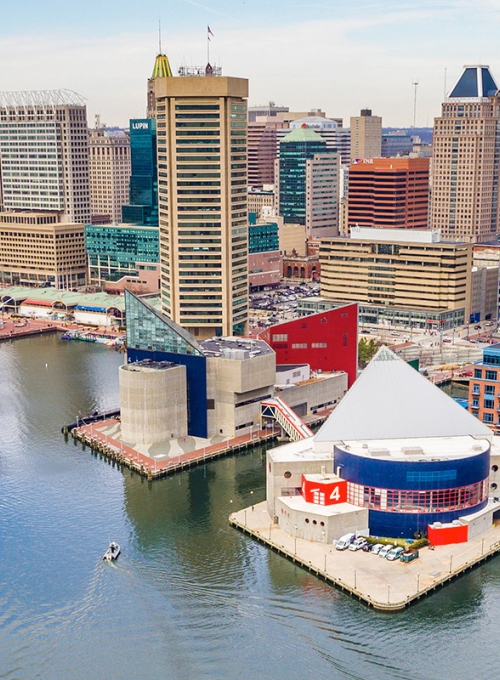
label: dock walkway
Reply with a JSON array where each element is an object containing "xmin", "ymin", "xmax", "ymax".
[
  {"xmin": 70, "ymin": 421, "xmax": 278, "ymax": 478},
  {"xmin": 230, "ymin": 501, "xmax": 500, "ymax": 611}
]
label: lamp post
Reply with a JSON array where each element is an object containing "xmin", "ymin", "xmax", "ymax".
[
  {"xmin": 417, "ymin": 574, "xmax": 420, "ymax": 593},
  {"xmin": 388, "ymin": 585, "xmax": 390, "ymax": 604},
  {"xmin": 294, "ymin": 525, "xmax": 298, "ymax": 554},
  {"xmin": 354, "ymin": 569, "xmax": 357, "ymax": 589},
  {"xmin": 449, "ymin": 555, "xmax": 453, "ymax": 573}
]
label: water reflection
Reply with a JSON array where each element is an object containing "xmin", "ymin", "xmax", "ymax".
[{"xmin": 0, "ymin": 335, "xmax": 499, "ymax": 680}]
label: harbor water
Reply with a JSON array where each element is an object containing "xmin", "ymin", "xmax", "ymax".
[{"xmin": 1, "ymin": 334, "xmax": 499, "ymax": 680}]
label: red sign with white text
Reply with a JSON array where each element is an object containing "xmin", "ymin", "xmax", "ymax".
[{"xmin": 301, "ymin": 475, "xmax": 347, "ymax": 506}]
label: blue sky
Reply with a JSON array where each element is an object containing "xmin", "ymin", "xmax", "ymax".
[{"xmin": 1, "ymin": 0, "xmax": 499, "ymax": 128}]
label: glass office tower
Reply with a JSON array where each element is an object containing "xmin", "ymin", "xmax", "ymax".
[{"xmin": 122, "ymin": 119, "xmax": 158, "ymax": 227}]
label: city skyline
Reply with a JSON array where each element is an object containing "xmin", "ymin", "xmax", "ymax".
[{"xmin": 1, "ymin": 0, "xmax": 499, "ymax": 128}]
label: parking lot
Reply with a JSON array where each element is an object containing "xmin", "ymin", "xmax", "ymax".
[{"xmin": 249, "ymin": 281, "xmax": 319, "ymax": 330}]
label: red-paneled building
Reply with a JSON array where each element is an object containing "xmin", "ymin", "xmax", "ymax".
[
  {"xmin": 348, "ymin": 157, "xmax": 430, "ymax": 231},
  {"xmin": 258, "ymin": 303, "xmax": 358, "ymax": 386}
]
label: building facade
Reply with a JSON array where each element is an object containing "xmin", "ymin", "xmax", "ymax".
[
  {"xmin": 89, "ymin": 128, "xmax": 131, "ymax": 224},
  {"xmin": 277, "ymin": 127, "xmax": 339, "ymax": 238},
  {"xmin": 121, "ymin": 119, "xmax": 158, "ymax": 227},
  {"xmin": 0, "ymin": 212, "xmax": 86, "ymax": 288},
  {"xmin": 85, "ymin": 224, "xmax": 159, "ymax": 287},
  {"xmin": 348, "ymin": 157, "xmax": 430, "ymax": 231},
  {"xmin": 320, "ymin": 227, "xmax": 473, "ymax": 329},
  {"xmin": 0, "ymin": 90, "xmax": 90, "ymax": 223},
  {"xmin": 430, "ymin": 65, "xmax": 500, "ymax": 243},
  {"xmin": 267, "ymin": 346, "xmax": 493, "ymax": 540},
  {"xmin": 258, "ymin": 304, "xmax": 358, "ymax": 387},
  {"xmin": 350, "ymin": 109, "xmax": 382, "ymax": 160},
  {"xmin": 154, "ymin": 69, "xmax": 249, "ymax": 339},
  {"xmin": 469, "ymin": 343, "xmax": 500, "ymax": 433},
  {"xmin": 248, "ymin": 215, "xmax": 281, "ymax": 290},
  {"xmin": 248, "ymin": 118, "xmax": 286, "ymax": 188}
]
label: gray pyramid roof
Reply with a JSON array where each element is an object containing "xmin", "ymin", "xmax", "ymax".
[
  {"xmin": 448, "ymin": 65, "xmax": 498, "ymax": 99},
  {"xmin": 314, "ymin": 345, "xmax": 491, "ymax": 442}
]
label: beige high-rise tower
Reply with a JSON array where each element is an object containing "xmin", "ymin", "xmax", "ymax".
[
  {"xmin": 88, "ymin": 127, "xmax": 131, "ymax": 223},
  {"xmin": 350, "ymin": 108, "xmax": 382, "ymax": 160},
  {"xmin": 430, "ymin": 65, "xmax": 500, "ymax": 243},
  {"xmin": 154, "ymin": 64, "xmax": 249, "ymax": 339}
]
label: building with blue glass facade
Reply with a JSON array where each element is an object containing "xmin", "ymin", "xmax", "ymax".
[
  {"xmin": 85, "ymin": 224, "xmax": 159, "ymax": 285},
  {"xmin": 267, "ymin": 346, "xmax": 495, "ymax": 539},
  {"xmin": 121, "ymin": 119, "xmax": 158, "ymax": 227}
]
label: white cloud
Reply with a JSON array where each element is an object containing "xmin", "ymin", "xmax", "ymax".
[{"xmin": 0, "ymin": 4, "xmax": 499, "ymax": 128}]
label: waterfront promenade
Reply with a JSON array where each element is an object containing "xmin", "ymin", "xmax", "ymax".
[
  {"xmin": 72, "ymin": 420, "xmax": 279, "ymax": 478},
  {"xmin": 230, "ymin": 501, "xmax": 500, "ymax": 611},
  {"xmin": 0, "ymin": 315, "xmax": 125, "ymax": 342}
]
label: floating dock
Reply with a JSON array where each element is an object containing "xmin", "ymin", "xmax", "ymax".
[{"xmin": 230, "ymin": 501, "xmax": 500, "ymax": 611}]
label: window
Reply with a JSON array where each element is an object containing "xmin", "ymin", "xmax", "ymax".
[
  {"xmin": 272, "ymin": 334, "xmax": 288, "ymax": 342},
  {"xmin": 486, "ymin": 370, "xmax": 498, "ymax": 381},
  {"xmin": 484, "ymin": 413, "xmax": 494, "ymax": 423},
  {"xmin": 474, "ymin": 369, "xmax": 482, "ymax": 378}
]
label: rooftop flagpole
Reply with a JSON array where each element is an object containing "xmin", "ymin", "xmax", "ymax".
[{"xmin": 207, "ymin": 25, "xmax": 214, "ymax": 65}]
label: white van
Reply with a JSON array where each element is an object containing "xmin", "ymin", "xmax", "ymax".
[{"xmin": 335, "ymin": 533, "xmax": 356, "ymax": 550}]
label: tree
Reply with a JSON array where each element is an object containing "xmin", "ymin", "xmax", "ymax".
[{"xmin": 358, "ymin": 337, "xmax": 380, "ymax": 368}]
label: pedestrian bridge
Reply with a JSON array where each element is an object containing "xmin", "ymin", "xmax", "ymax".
[{"xmin": 260, "ymin": 397, "xmax": 313, "ymax": 442}]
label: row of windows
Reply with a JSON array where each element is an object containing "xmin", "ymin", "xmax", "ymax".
[{"xmin": 346, "ymin": 480, "xmax": 487, "ymax": 513}]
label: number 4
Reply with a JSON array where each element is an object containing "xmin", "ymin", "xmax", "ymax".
[{"xmin": 330, "ymin": 486, "xmax": 340, "ymax": 501}]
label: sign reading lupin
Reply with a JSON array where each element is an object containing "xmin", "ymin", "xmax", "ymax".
[{"xmin": 301, "ymin": 474, "xmax": 347, "ymax": 506}]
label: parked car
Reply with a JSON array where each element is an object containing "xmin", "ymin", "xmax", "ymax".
[
  {"xmin": 386, "ymin": 547, "xmax": 404, "ymax": 561},
  {"xmin": 349, "ymin": 537, "xmax": 368, "ymax": 551},
  {"xmin": 335, "ymin": 533, "xmax": 356, "ymax": 550},
  {"xmin": 371, "ymin": 543, "xmax": 385, "ymax": 555},
  {"xmin": 361, "ymin": 543, "xmax": 372, "ymax": 552},
  {"xmin": 378, "ymin": 545, "xmax": 393, "ymax": 558},
  {"xmin": 400, "ymin": 550, "xmax": 419, "ymax": 563}
]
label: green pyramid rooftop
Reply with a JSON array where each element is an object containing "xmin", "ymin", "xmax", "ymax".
[{"xmin": 281, "ymin": 126, "xmax": 324, "ymax": 144}]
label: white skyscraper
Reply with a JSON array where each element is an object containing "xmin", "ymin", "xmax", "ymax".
[{"xmin": 0, "ymin": 89, "xmax": 90, "ymax": 223}]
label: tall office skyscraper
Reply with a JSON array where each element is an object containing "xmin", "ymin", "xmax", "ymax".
[
  {"xmin": 348, "ymin": 157, "xmax": 430, "ymax": 231},
  {"xmin": 350, "ymin": 108, "xmax": 382, "ymax": 160},
  {"xmin": 89, "ymin": 127, "xmax": 131, "ymax": 223},
  {"xmin": 121, "ymin": 119, "xmax": 158, "ymax": 226},
  {"xmin": 430, "ymin": 65, "xmax": 500, "ymax": 243},
  {"xmin": 277, "ymin": 127, "xmax": 339, "ymax": 238},
  {"xmin": 154, "ymin": 64, "xmax": 249, "ymax": 339},
  {"xmin": 0, "ymin": 90, "xmax": 90, "ymax": 223}
]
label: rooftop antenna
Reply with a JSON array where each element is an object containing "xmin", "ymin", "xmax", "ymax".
[
  {"xmin": 444, "ymin": 67, "xmax": 447, "ymax": 99},
  {"xmin": 412, "ymin": 79, "xmax": 419, "ymax": 128},
  {"xmin": 159, "ymin": 19, "xmax": 162, "ymax": 54}
]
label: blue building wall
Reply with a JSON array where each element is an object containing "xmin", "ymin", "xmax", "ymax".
[
  {"xmin": 127, "ymin": 348, "xmax": 207, "ymax": 438},
  {"xmin": 334, "ymin": 446, "xmax": 490, "ymax": 490},
  {"xmin": 334, "ymin": 445, "xmax": 490, "ymax": 538},
  {"xmin": 368, "ymin": 503, "xmax": 488, "ymax": 539}
]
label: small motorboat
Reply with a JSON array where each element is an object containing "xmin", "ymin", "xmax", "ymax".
[{"xmin": 103, "ymin": 541, "xmax": 121, "ymax": 561}]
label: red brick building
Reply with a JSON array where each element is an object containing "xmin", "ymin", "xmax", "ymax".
[{"xmin": 348, "ymin": 157, "xmax": 430, "ymax": 231}]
